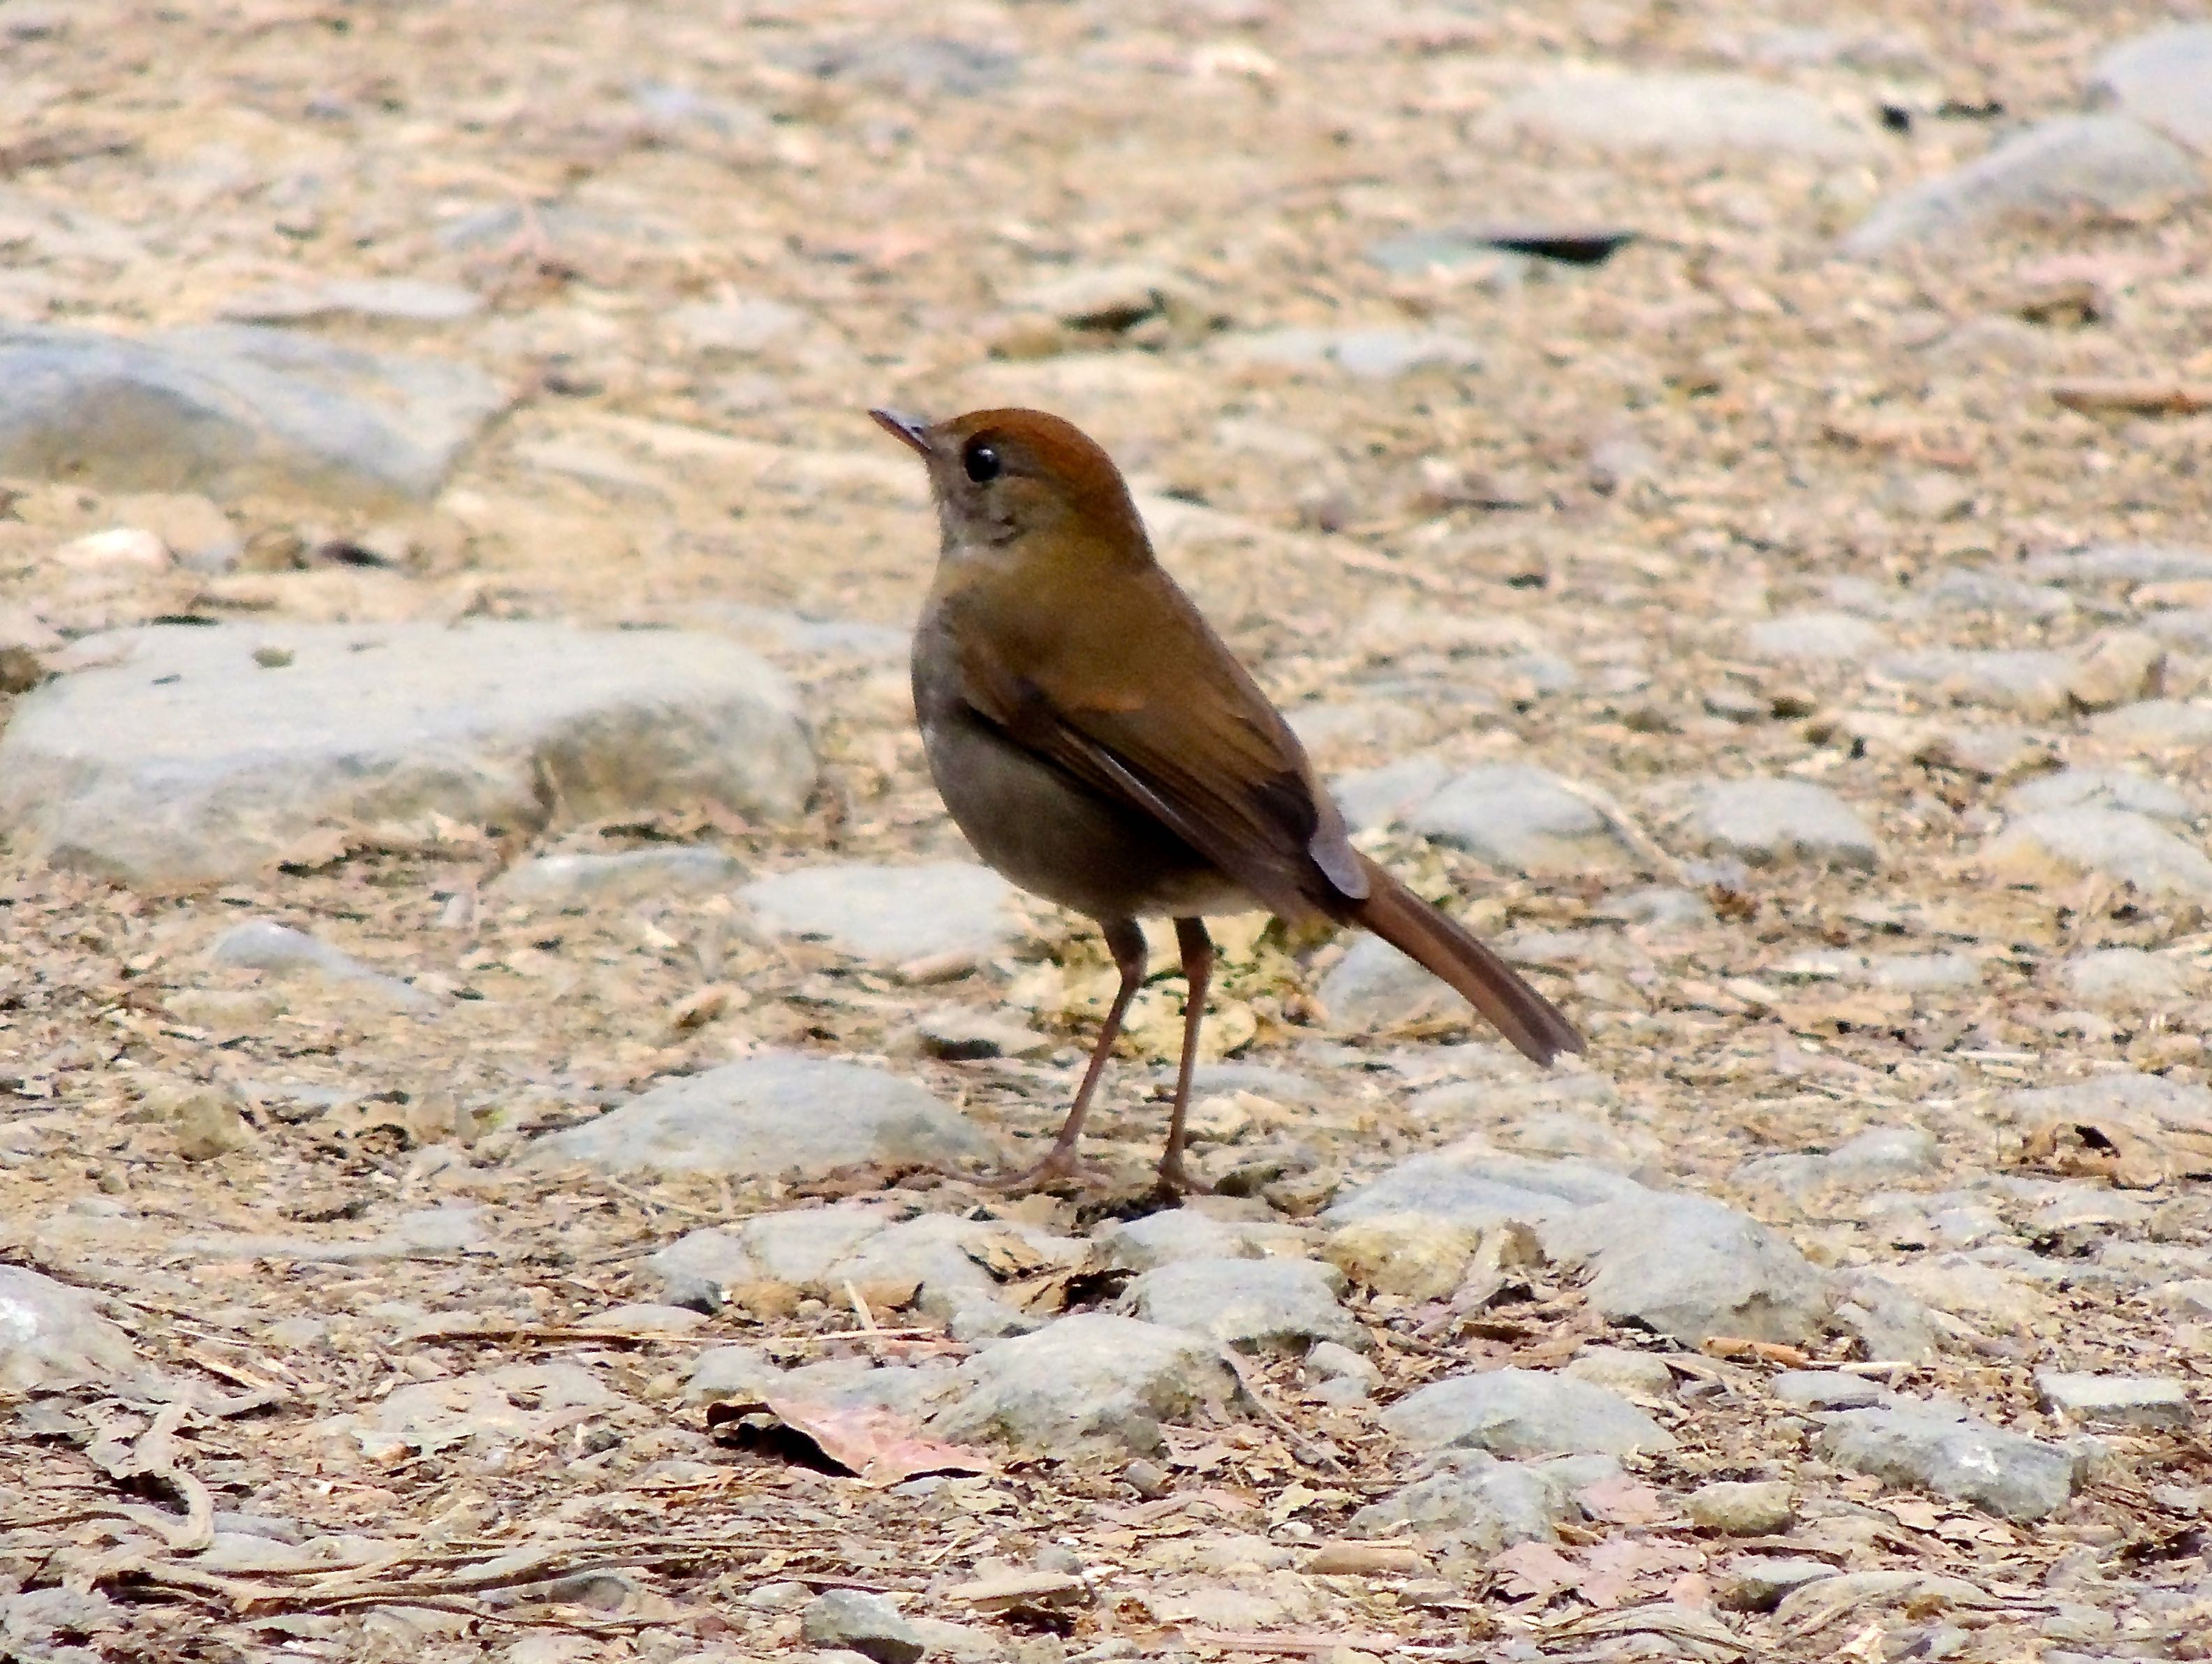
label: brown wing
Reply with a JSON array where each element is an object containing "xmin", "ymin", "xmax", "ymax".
[{"xmin": 952, "ymin": 570, "xmax": 1366, "ymax": 922}]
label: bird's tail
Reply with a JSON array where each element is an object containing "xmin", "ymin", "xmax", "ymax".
[{"xmin": 1337, "ymin": 853, "xmax": 1585, "ymax": 1065}]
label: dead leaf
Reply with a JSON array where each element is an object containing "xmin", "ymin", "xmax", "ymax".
[
  {"xmin": 1577, "ymin": 1473, "xmax": 1676, "ymax": 1526},
  {"xmin": 705, "ymin": 1395, "xmax": 993, "ymax": 1485},
  {"xmin": 1492, "ymin": 1541, "xmax": 1581, "ymax": 1602}
]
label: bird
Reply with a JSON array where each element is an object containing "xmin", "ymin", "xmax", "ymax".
[{"xmin": 872, "ymin": 405, "xmax": 1583, "ymax": 1193}]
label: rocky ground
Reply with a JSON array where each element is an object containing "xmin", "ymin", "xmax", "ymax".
[{"xmin": 4, "ymin": 1, "xmax": 2212, "ymax": 1661}]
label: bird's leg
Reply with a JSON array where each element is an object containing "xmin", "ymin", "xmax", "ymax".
[
  {"xmin": 1156, "ymin": 916, "xmax": 1216, "ymax": 1195},
  {"xmin": 989, "ymin": 917, "xmax": 1147, "ymax": 1188}
]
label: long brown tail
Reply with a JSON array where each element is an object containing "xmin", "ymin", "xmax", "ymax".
[{"xmin": 1338, "ymin": 853, "xmax": 1585, "ymax": 1065}]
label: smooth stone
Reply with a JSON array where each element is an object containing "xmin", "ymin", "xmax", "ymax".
[
  {"xmin": 2064, "ymin": 948, "xmax": 2192, "ymax": 1010},
  {"xmin": 1217, "ymin": 325, "xmax": 1482, "ymax": 380},
  {"xmin": 799, "ymin": 1591, "xmax": 925, "ymax": 1664},
  {"xmin": 682, "ymin": 1343, "xmax": 783, "ymax": 1405},
  {"xmin": 1925, "ymin": 568, "xmax": 2074, "ymax": 619},
  {"xmin": 209, "ymin": 919, "xmax": 437, "ymax": 1012},
  {"xmin": 2145, "ymin": 608, "xmax": 2212, "ymax": 649},
  {"xmin": 1318, "ymin": 934, "xmax": 1461, "ymax": 1028},
  {"xmin": 1332, "ymin": 756, "xmax": 1454, "ymax": 833},
  {"xmin": 1688, "ymin": 778, "xmax": 1879, "ymax": 871},
  {"xmin": 1868, "ymin": 954, "xmax": 1979, "ymax": 994},
  {"xmin": 0, "ymin": 1265, "xmax": 140, "ymax": 1393},
  {"xmin": 1607, "ymin": 886, "xmax": 1715, "ymax": 928},
  {"xmin": 492, "ymin": 847, "xmax": 744, "ymax": 909},
  {"xmin": 738, "ymin": 861, "xmax": 1024, "ymax": 966},
  {"xmin": 1410, "ymin": 763, "xmax": 1635, "ymax": 876},
  {"xmin": 649, "ymin": 1204, "xmax": 896, "ymax": 1309},
  {"xmin": 669, "ymin": 297, "xmax": 811, "ymax": 355},
  {"xmin": 526, "ymin": 1055, "xmax": 999, "ymax": 1179},
  {"xmin": 1346, "ymin": 1450, "xmax": 1570, "ymax": 1551},
  {"xmin": 2027, "ymin": 543, "xmax": 2212, "ymax": 586},
  {"xmin": 828, "ymin": 1214, "xmax": 1079, "ymax": 1337},
  {"xmin": 219, "ymin": 277, "xmax": 482, "ymax": 325},
  {"xmin": 1325, "ymin": 1149, "xmax": 1645, "ymax": 1233},
  {"xmin": 1099, "ymin": 1207, "xmax": 1289, "ymax": 1273},
  {"xmin": 1984, "ymin": 807, "xmax": 2212, "ymax": 899},
  {"xmin": 930, "ymin": 1313, "xmax": 1233, "ymax": 1455},
  {"xmin": 1687, "ymin": 1480, "xmax": 1795, "ymax": 1536},
  {"xmin": 1547, "ymin": 1192, "xmax": 1831, "ymax": 1345},
  {"xmin": 2036, "ymin": 1371, "xmax": 2191, "ymax": 1430},
  {"xmin": 1382, "ymin": 1367, "xmax": 1675, "ymax": 1457},
  {"xmin": 2090, "ymin": 700, "xmax": 2212, "ymax": 750},
  {"xmin": 2006, "ymin": 767, "xmax": 2193, "ymax": 823},
  {"xmin": 2090, "ymin": 24, "xmax": 2212, "ymax": 156},
  {"xmin": 1721, "ymin": 1556, "xmax": 1838, "ymax": 1614},
  {"xmin": 1489, "ymin": 71, "xmax": 1873, "ymax": 159},
  {"xmin": 1123, "ymin": 1256, "xmax": 1360, "ymax": 1353},
  {"xmin": 0, "ymin": 321, "xmax": 508, "ymax": 506},
  {"xmin": 1844, "ymin": 115, "xmax": 2205, "ymax": 256},
  {"xmin": 1872, "ymin": 648, "xmax": 2074, "ymax": 715},
  {"xmin": 0, "ymin": 622, "xmax": 811, "ymax": 887},
  {"xmin": 1324, "ymin": 1213, "xmax": 1479, "ymax": 1299},
  {"xmin": 1771, "ymin": 1369, "xmax": 1886, "ymax": 1410},
  {"xmin": 1565, "ymin": 1347, "xmax": 1676, "ymax": 1398},
  {"xmin": 1743, "ymin": 612, "xmax": 1887, "ymax": 663},
  {"xmin": 1818, "ymin": 1401, "xmax": 2079, "ymax": 1520}
]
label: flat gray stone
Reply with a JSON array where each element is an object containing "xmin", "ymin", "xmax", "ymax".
[
  {"xmin": 1818, "ymin": 1401, "xmax": 2079, "ymax": 1521},
  {"xmin": 1347, "ymin": 1450, "xmax": 1570, "ymax": 1552},
  {"xmin": 829, "ymin": 1214, "xmax": 1081, "ymax": 1339},
  {"xmin": 683, "ymin": 1343, "xmax": 783, "ymax": 1405},
  {"xmin": 1098, "ymin": 1207, "xmax": 1286, "ymax": 1272},
  {"xmin": 1771, "ymin": 1369, "xmax": 1886, "ymax": 1411},
  {"xmin": 1722, "ymin": 1556, "xmax": 1838, "ymax": 1614},
  {"xmin": 800, "ymin": 1591, "xmax": 924, "ymax": 1664},
  {"xmin": 2037, "ymin": 1371, "xmax": 2190, "ymax": 1430},
  {"xmin": 1547, "ymin": 1192, "xmax": 1831, "ymax": 1345},
  {"xmin": 1489, "ymin": 71, "xmax": 1873, "ymax": 159},
  {"xmin": 1873, "ymin": 648, "xmax": 2074, "ymax": 715},
  {"xmin": 670, "ymin": 297, "xmax": 811, "ymax": 355},
  {"xmin": 1123, "ymin": 1256, "xmax": 1360, "ymax": 1353},
  {"xmin": 1333, "ymin": 756, "xmax": 1454, "ymax": 833},
  {"xmin": 1925, "ymin": 568, "xmax": 2074, "ymax": 619},
  {"xmin": 1985, "ymin": 807, "xmax": 2212, "ymax": 899},
  {"xmin": 2090, "ymin": 700, "xmax": 2212, "ymax": 750},
  {"xmin": 2145, "ymin": 608, "xmax": 2212, "ymax": 650},
  {"xmin": 2090, "ymin": 24, "xmax": 2212, "ymax": 156},
  {"xmin": 1845, "ymin": 115, "xmax": 2205, "ymax": 256},
  {"xmin": 649, "ymin": 1205, "xmax": 897, "ymax": 1309},
  {"xmin": 1410, "ymin": 763, "xmax": 1635, "ymax": 876},
  {"xmin": 0, "ymin": 1265, "xmax": 141, "ymax": 1393},
  {"xmin": 1326, "ymin": 1149, "xmax": 1644, "ymax": 1233},
  {"xmin": 1743, "ymin": 611, "xmax": 1887, "ymax": 664},
  {"xmin": 739, "ymin": 861, "xmax": 1024, "ymax": 966},
  {"xmin": 1318, "ymin": 934, "xmax": 1459, "ymax": 1029},
  {"xmin": 1688, "ymin": 778, "xmax": 1878, "ymax": 870},
  {"xmin": 1218, "ymin": 326, "xmax": 1482, "ymax": 379},
  {"xmin": 492, "ymin": 847, "xmax": 744, "ymax": 910},
  {"xmin": 2006, "ymin": 767, "xmax": 2193, "ymax": 824},
  {"xmin": 1688, "ymin": 1480, "xmax": 1794, "ymax": 1536},
  {"xmin": 2028, "ymin": 543, "xmax": 2212, "ymax": 585},
  {"xmin": 209, "ymin": 919, "xmax": 438, "ymax": 1013},
  {"xmin": 0, "ymin": 623, "xmax": 812, "ymax": 887},
  {"xmin": 526, "ymin": 1055, "xmax": 999, "ymax": 1179},
  {"xmin": 2064, "ymin": 947, "xmax": 2192, "ymax": 1010},
  {"xmin": 219, "ymin": 277, "xmax": 483, "ymax": 325},
  {"xmin": 1383, "ymin": 1367, "xmax": 1675, "ymax": 1458},
  {"xmin": 931, "ymin": 1313, "xmax": 1233, "ymax": 1455},
  {"xmin": 0, "ymin": 321, "xmax": 508, "ymax": 506}
]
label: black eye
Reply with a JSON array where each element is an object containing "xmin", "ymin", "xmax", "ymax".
[{"xmin": 961, "ymin": 439, "xmax": 1001, "ymax": 483}]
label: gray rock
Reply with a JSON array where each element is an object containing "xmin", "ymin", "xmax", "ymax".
[
  {"xmin": 1218, "ymin": 326, "xmax": 1482, "ymax": 380},
  {"xmin": 1547, "ymin": 1192, "xmax": 1831, "ymax": 1345},
  {"xmin": 2090, "ymin": 700, "xmax": 2212, "ymax": 749},
  {"xmin": 1347, "ymin": 1450, "xmax": 1570, "ymax": 1551},
  {"xmin": 1490, "ymin": 71, "xmax": 1873, "ymax": 159},
  {"xmin": 777, "ymin": 1356, "xmax": 961, "ymax": 1417},
  {"xmin": 931, "ymin": 1313, "xmax": 1232, "ymax": 1454},
  {"xmin": 1743, "ymin": 611, "xmax": 1887, "ymax": 664},
  {"xmin": 670, "ymin": 297, "xmax": 811, "ymax": 356},
  {"xmin": 1333, "ymin": 756, "xmax": 1453, "ymax": 833},
  {"xmin": 1985, "ymin": 807, "xmax": 2212, "ymax": 899},
  {"xmin": 739, "ymin": 861, "xmax": 1024, "ymax": 966},
  {"xmin": 1721, "ymin": 1556, "xmax": 1838, "ymax": 1614},
  {"xmin": 0, "ymin": 321, "xmax": 508, "ymax": 506},
  {"xmin": 219, "ymin": 277, "xmax": 483, "ymax": 325},
  {"xmin": 1688, "ymin": 778, "xmax": 1879, "ymax": 871},
  {"xmin": 2145, "ymin": 608, "xmax": 2212, "ymax": 650},
  {"xmin": 1607, "ymin": 886, "xmax": 1715, "ymax": 928},
  {"xmin": 1687, "ymin": 1480, "xmax": 1794, "ymax": 1536},
  {"xmin": 2036, "ymin": 1371, "xmax": 2191, "ymax": 1430},
  {"xmin": 2006, "ymin": 767, "xmax": 2193, "ymax": 824},
  {"xmin": 784, "ymin": 35, "xmax": 1020, "ymax": 98},
  {"xmin": 1871, "ymin": 648, "xmax": 2073, "ymax": 715},
  {"xmin": 209, "ymin": 919, "xmax": 436, "ymax": 1013},
  {"xmin": 0, "ymin": 623, "xmax": 811, "ymax": 887},
  {"xmin": 1819, "ymin": 1401, "xmax": 2079, "ymax": 1521},
  {"xmin": 1868, "ymin": 955, "xmax": 1979, "ymax": 994},
  {"xmin": 1926, "ymin": 568, "xmax": 2074, "ymax": 619},
  {"xmin": 1098, "ymin": 1207, "xmax": 1278, "ymax": 1272},
  {"xmin": 1326, "ymin": 1148, "xmax": 1645, "ymax": 1233},
  {"xmin": 1565, "ymin": 1348, "xmax": 1676, "ymax": 1398},
  {"xmin": 2090, "ymin": 24, "xmax": 2212, "ymax": 156},
  {"xmin": 2064, "ymin": 948, "xmax": 2192, "ymax": 1009},
  {"xmin": 1383, "ymin": 1367, "xmax": 1675, "ymax": 1457},
  {"xmin": 1824, "ymin": 1125, "xmax": 1940, "ymax": 1181},
  {"xmin": 740, "ymin": 1205, "xmax": 899, "ymax": 1284},
  {"xmin": 1124, "ymin": 1256, "xmax": 1360, "ymax": 1353},
  {"xmin": 527, "ymin": 1055, "xmax": 999, "ymax": 1179},
  {"xmin": 1844, "ymin": 115, "xmax": 2205, "ymax": 256},
  {"xmin": 0, "ymin": 1264, "xmax": 140, "ymax": 1392},
  {"xmin": 1411, "ymin": 763, "xmax": 1635, "ymax": 876},
  {"xmin": 1319, "ymin": 934, "xmax": 1458, "ymax": 1028},
  {"xmin": 492, "ymin": 847, "xmax": 744, "ymax": 910},
  {"xmin": 800, "ymin": 1591, "xmax": 924, "ymax": 1664},
  {"xmin": 683, "ymin": 1344, "xmax": 783, "ymax": 1405},
  {"xmin": 2028, "ymin": 543, "xmax": 2212, "ymax": 586},
  {"xmin": 830, "ymin": 1214, "xmax": 1079, "ymax": 1338},
  {"xmin": 1771, "ymin": 1369, "xmax": 1887, "ymax": 1410}
]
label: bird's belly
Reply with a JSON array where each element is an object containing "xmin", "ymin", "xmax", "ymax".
[{"xmin": 922, "ymin": 709, "xmax": 1246, "ymax": 923}]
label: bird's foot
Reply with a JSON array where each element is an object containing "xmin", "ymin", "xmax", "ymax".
[
  {"xmin": 973, "ymin": 1144, "xmax": 1113, "ymax": 1194},
  {"xmin": 1153, "ymin": 1152, "xmax": 1214, "ymax": 1198}
]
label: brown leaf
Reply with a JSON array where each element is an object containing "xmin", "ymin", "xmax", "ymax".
[
  {"xmin": 1492, "ymin": 1542, "xmax": 1581, "ymax": 1601},
  {"xmin": 755, "ymin": 1394, "xmax": 994, "ymax": 1485},
  {"xmin": 1577, "ymin": 1473, "xmax": 1676, "ymax": 1526}
]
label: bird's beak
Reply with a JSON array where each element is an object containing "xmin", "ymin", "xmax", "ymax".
[{"xmin": 869, "ymin": 408, "xmax": 933, "ymax": 457}]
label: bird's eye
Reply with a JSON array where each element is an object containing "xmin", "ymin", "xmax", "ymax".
[{"xmin": 961, "ymin": 439, "xmax": 1001, "ymax": 483}]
